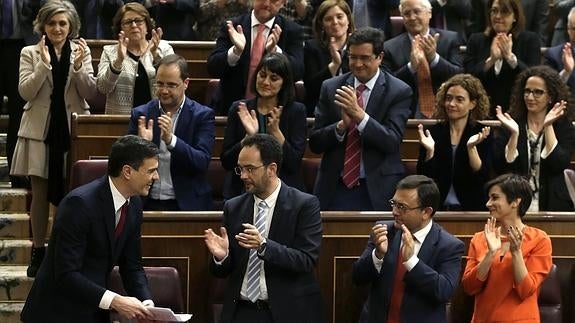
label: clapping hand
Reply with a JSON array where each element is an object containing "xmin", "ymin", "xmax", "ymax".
[
  {"xmin": 147, "ymin": 27, "xmax": 164, "ymax": 59},
  {"xmin": 114, "ymin": 31, "xmax": 129, "ymax": 70},
  {"xmin": 419, "ymin": 33, "xmax": 440, "ymax": 63},
  {"xmin": 543, "ymin": 100, "xmax": 567, "ymax": 128},
  {"xmin": 137, "ymin": 116, "xmax": 154, "ymax": 141},
  {"xmin": 72, "ymin": 38, "xmax": 88, "ymax": 70},
  {"xmin": 328, "ymin": 37, "xmax": 342, "ymax": 66},
  {"xmin": 204, "ymin": 227, "xmax": 229, "ymax": 261},
  {"xmin": 562, "ymin": 43, "xmax": 574, "ymax": 75},
  {"xmin": 227, "ymin": 21, "xmax": 246, "ymax": 55},
  {"xmin": 495, "ymin": 106, "xmax": 519, "ymax": 135},
  {"xmin": 38, "ymin": 35, "xmax": 51, "ymax": 65},
  {"xmin": 158, "ymin": 112, "xmax": 173, "ymax": 144},
  {"xmin": 372, "ymin": 223, "xmax": 388, "ymax": 259},
  {"xmin": 266, "ymin": 24, "xmax": 282, "ymax": 53},
  {"xmin": 335, "ymin": 85, "xmax": 364, "ymax": 123},
  {"xmin": 484, "ymin": 217, "xmax": 501, "ymax": 253},
  {"xmin": 417, "ymin": 123, "xmax": 435, "ymax": 153},
  {"xmin": 467, "ymin": 126, "xmax": 491, "ymax": 148},
  {"xmin": 237, "ymin": 102, "xmax": 259, "ymax": 135}
]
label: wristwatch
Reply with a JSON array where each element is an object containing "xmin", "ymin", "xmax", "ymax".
[{"xmin": 258, "ymin": 238, "xmax": 267, "ymax": 255}]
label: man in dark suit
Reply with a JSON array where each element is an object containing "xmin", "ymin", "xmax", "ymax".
[
  {"xmin": 353, "ymin": 175, "xmax": 465, "ymax": 323},
  {"xmin": 544, "ymin": 7, "xmax": 575, "ymax": 97},
  {"xmin": 129, "ymin": 54, "xmax": 215, "ymax": 211},
  {"xmin": 207, "ymin": 0, "xmax": 304, "ymax": 115},
  {"xmin": 429, "ymin": 0, "xmax": 472, "ymax": 42},
  {"xmin": 309, "ymin": 27, "xmax": 413, "ymax": 211},
  {"xmin": 70, "ymin": 0, "xmax": 124, "ymax": 39},
  {"xmin": 383, "ymin": 0, "xmax": 463, "ymax": 118},
  {"xmin": 204, "ymin": 133, "xmax": 324, "ymax": 323},
  {"xmin": 21, "ymin": 135, "xmax": 159, "ymax": 323},
  {"xmin": 126, "ymin": 0, "xmax": 200, "ymax": 40}
]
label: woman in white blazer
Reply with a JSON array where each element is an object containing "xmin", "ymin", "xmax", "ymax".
[
  {"xmin": 97, "ymin": 3, "xmax": 174, "ymax": 114},
  {"xmin": 10, "ymin": 0, "xmax": 97, "ymax": 278}
]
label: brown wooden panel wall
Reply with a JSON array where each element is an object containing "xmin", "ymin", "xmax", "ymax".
[{"xmin": 140, "ymin": 212, "xmax": 575, "ymax": 323}]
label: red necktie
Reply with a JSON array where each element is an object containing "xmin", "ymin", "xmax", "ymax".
[
  {"xmin": 245, "ymin": 24, "xmax": 266, "ymax": 99},
  {"xmin": 417, "ymin": 58, "xmax": 435, "ymax": 118},
  {"xmin": 115, "ymin": 201, "xmax": 128, "ymax": 239},
  {"xmin": 342, "ymin": 84, "xmax": 367, "ymax": 188},
  {"xmin": 388, "ymin": 250, "xmax": 406, "ymax": 323}
]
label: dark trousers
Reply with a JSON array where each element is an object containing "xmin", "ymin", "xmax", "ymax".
[
  {"xmin": 233, "ymin": 300, "xmax": 274, "ymax": 323},
  {"xmin": 1, "ymin": 39, "xmax": 27, "ymax": 188},
  {"xmin": 325, "ymin": 178, "xmax": 374, "ymax": 211}
]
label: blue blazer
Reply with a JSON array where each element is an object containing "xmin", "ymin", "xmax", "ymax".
[
  {"xmin": 309, "ymin": 71, "xmax": 412, "ymax": 210},
  {"xmin": 207, "ymin": 13, "xmax": 304, "ymax": 115},
  {"xmin": 128, "ymin": 97, "xmax": 215, "ymax": 210},
  {"xmin": 352, "ymin": 220, "xmax": 465, "ymax": 323},
  {"xmin": 21, "ymin": 177, "xmax": 151, "ymax": 323},
  {"xmin": 210, "ymin": 182, "xmax": 325, "ymax": 323},
  {"xmin": 544, "ymin": 43, "xmax": 575, "ymax": 97},
  {"xmin": 220, "ymin": 99, "xmax": 307, "ymax": 199}
]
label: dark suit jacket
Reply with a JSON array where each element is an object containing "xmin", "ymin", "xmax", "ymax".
[
  {"xmin": 303, "ymin": 38, "xmax": 350, "ymax": 116},
  {"xmin": 128, "ymin": 97, "xmax": 215, "ymax": 210},
  {"xmin": 308, "ymin": 71, "xmax": 412, "ymax": 210},
  {"xmin": 352, "ymin": 220, "xmax": 465, "ymax": 323},
  {"xmin": 346, "ymin": 0, "xmax": 399, "ymax": 39},
  {"xmin": 71, "ymin": 0, "xmax": 123, "ymax": 39},
  {"xmin": 210, "ymin": 182, "xmax": 325, "ymax": 323},
  {"xmin": 126, "ymin": 0, "xmax": 199, "ymax": 40},
  {"xmin": 544, "ymin": 43, "xmax": 575, "ymax": 96},
  {"xmin": 207, "ymin": 13, "xmax": 304, "ymax": 115},
  {"xmin": 383, "ymin": 28, "xmax": 463, "ymax": 117},
  {"xmin": 464, "ymin": 31, "xmax": 541, "ymax": 117},
  {"xmin": 430, "ymin": 0, "xmax": 472, "ymax": 42},
  {"xmin": 493, "ymin": 117, "xmax": 575, "ymax": 211},
  {"xmin": 220, "ymin": 99, "xmax": 307, "ymax": 198},
  {"xmin": 550, "ymin": 0, "xmax": 574, "ymax": 46},
  {"xmin": 21, "ymin": 177, "xmax": 151, "ymax": 323},
  {"xmin": 417, "ymin": 122, "xmax": 493, "ymax": 211}
]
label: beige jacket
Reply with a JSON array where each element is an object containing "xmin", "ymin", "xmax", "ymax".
[
  {"xmin": 97, "ymin": 40, "xmax": 174, "ymax": 114},
  {"xmin": 17, "ymin": 42, "xmax": 97, "ymax": 141}
]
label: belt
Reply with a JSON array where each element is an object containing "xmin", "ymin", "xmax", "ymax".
[{"xmin": 237, "ymin": 299, "xmax": 270, "ymax": 310}]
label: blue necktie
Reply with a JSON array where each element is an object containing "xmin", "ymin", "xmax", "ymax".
[
  {"xmin": 2, "ymin": 0, "xmax": 14, "ymax": 39},
  {"xmin": 245, "ymin": 200, "xmax": 268, "ymax": 302}
]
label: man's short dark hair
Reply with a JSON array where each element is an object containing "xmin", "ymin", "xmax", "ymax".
[
  {"xmin": 347, "ymin": 27, "xmax": 385, "ymax": 56},
  {"xmin": 396, "ymin": 175, "xmax": 440, "ymax": 215},
  {"xmin": 485, "ymin": 174, "xmax": 532, "ymax": 218},
  {"xmin": 108, "ymin": 135, "xmax": 159, "ymax": 177},
  {"xmin": 158, "ymin": 54, "xmax": 189, "ymax": 80},
  {"xmin": 241, "ymin": 134, "xmax": 283, "ymax": 170}
]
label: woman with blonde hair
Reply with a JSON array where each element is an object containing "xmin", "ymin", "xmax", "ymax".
[{"xmin": 10, "ymin": 0, "xmax": 97, "ymax": 277}]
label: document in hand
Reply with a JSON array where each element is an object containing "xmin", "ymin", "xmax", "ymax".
[{"xmin": 148, "ymin": 307, "xmax": 193, "ymax": 322}]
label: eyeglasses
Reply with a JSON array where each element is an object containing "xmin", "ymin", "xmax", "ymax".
[
  {"xmin": 389, "ymin": 199, "xmax": 422, "ymax": 213},
  {"xmin": 154, "ymin": 82, "xmax": 182, "ymax": 90},
  {"xmin": 523, "ymin": 88, "xmax": 546, "ymax": 98},
  {"xmin": 234, "ymin": 164, "xmax": 267, "ymax": 175},
  {"xmin": 401, "ymin": 7, "xmax": 426, "ymax": 18},
  {"xmin": 489, "ymin": 7, "xmax": 512, "ymax": 17},
  {"xmin": 121, "ymin": 17, "xmax": 146, "ymax": 27},
  {"xmin": 348, "ymin": 54, "xmax": 377, "ymax": 63}
]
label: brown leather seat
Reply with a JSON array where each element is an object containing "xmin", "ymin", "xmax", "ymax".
[
  {"xmin": 301, "ymin": 158, "xmax": 320, "ymax": 194},
  {"xmin": 295, "ymin": 80, "xmax": 306, "ymax": 104},
  {"xmin": 204, "ymin": 79, "xmax": 220, "ymax": 107},
  {"xmin": 208, "ymin": 159, "xmax": 226, "ymax": 210},
  {"xmin": 538, "ymin": 263, "xmax": 562, "ymax": 323},
  {"xmin": 564, "ymin": 169, "xmax": 575, "ymax": 208},
  {"xmin": 390, "ymin": 16, "xmax": 405, "ymax": 38},
  {"xmin": 69, "ymin": 159, "xmax": 108, "ymax": 191},
  {"xmin": 108, "ymin": 266, "xmax": 185, "ymax": 313}
]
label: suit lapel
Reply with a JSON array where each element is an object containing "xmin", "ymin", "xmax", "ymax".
[
  {"xmin": 96, "ymin": 177, "xmax": 117, "ymax": 262},
  {"xmin": 365, "ymin": 72, "xmax": 387, "ymax": 116},
  {"xmin": 267, "ymin": 182, "xmax": 287, "ymax": 240},
  {"xmin": 174, "ymin": 98, "xmax": 190, "ymax": 138},
  {"xmin": 417, "ymin": 222, "xmax": 440, "ymax": 265}
]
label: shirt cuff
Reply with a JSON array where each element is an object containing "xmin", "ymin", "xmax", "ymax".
[
  {"xmin": 213, "ymin": 252, "xmax": 229, "ymax": 265},
  {"xmin": 408, "ymin": 62, "xmax": 416, "ymax": 74},
  {"xmin": 142, "ymin": 299, "xmax": 155, "ymax": 307},
  {"xmin": 335, "ymin": 125, "xmax": 346, "ymax": 142},
  {"xmin": 168, "ymin": 134, "xmax": 177, "ymax": 149},
  {"xmin": 275, "ymin": 46, "xmax": 283, "ymax": 54},
  {"xmin": 227, "ymin": 47, "xmax": 241, "ymax": 66},
  {"xmin": 429, "ymin": 53, "xmax": 440, "ymax": 68},
  {"xmin": 559, "ymin": 69, "xmax": 571, "ymax": 83},
  {"xmin": 357, "ymin": 113, "xmax": 370, "ymax": 133},
  {"xmin": 494, "ymin": 59, "xmax": 503, "ymax": 75},
  {"xmin": 404, "ymin": 254, "xmax": 419, "ymax": 271},
  {"xmin": 99, "ymin": 290, "xmax": 119, "ymax": 310},
  {"xmin": 372, "ymin": 249, "xmax": 384, "ymax": 272}
]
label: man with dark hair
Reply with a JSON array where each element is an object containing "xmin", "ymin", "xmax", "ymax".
[
  {"xmin": 128, "ymin": 53, "xmax": 215, "ymax": 211},
  {"xmin": 309, "ymin": 27, "xmax": 413, "ymax": 210},
  {"xmin": 22, "ymin": 135, "xmax": 159, "ymax": 323},
  {"xmin": 545, "ymin": 6, "xmax": 575, "ymax": 97},
  {"xmin": 352, "ymin": 174, "xmax": 465, "ymax": 323},
  {"xmin": 204, "ymin": 133, "xmax": 325, "ymax": 323}
]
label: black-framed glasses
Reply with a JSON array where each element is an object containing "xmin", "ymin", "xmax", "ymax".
[
  {"xmin": 121, "ymin": 17, "xmax": 146, "ymax": 27},
  {"xmin": 389, "ymin": 199, "xmax": 422, "ymax": 213},
  {"xmin": 489, "ymin": 7, "xmax": 512, "ymax": 16},
  {"xmin": 523, "ymin": 88, "xmax": 546, "ymax": 99},
  {"xmin": 234, "ymin": 164, "xmax": 267, "ymax": 175}
]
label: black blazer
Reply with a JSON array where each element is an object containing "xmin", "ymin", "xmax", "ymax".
[
  {"xmin": 417, "ymin": 122, "xmax": 493, "ymax": 210},
  {"xmin": 494, "ymin": 117, "xmax": 575, "ymax": 211},
  {"xmin": 207, "ymin": 13, "xmax": 304, "ymax": 115},
  {"xmin": 464, "ymin": 31, "xmax": 541, "ymax": 117},
  {"xmin": 544, "ymin": 43, "xmax": 575, "ymax": 98},
  {"xmin": 21, "ymin": 177, "xmax": 151, "ymax": 323},
  {"xmin": 210, "ymin": 182, "xmax": 325, "ymax": 323},
  {"xmin": 220, "ymin": 99, "xmax": 307, "ymax": 198}
]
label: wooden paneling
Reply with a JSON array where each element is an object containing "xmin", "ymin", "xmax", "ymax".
[{"xmin": 140, "ymin": 212, "xmax": 575, "ymax": 323}]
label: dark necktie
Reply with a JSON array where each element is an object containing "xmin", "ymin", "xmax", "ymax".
[
  {"xmin": 115, "ymin": 201, "xmax": 129, "ymax": 239},
  {"xmin": 417, "ymin": 58, "xmax": 435, "ymax": 118},
  {"xmin": 342, "ymin": 84, "xmax": 367, "ymax": 188},
  {"xmin": 388, "ymin": 240, "xmax": 407, "ymax": 323},
  {"xmin": 245, "ymin": 24, "xmax": 266, "ymax": 99}
]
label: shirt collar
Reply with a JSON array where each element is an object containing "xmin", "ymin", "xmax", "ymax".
[
  {"xmin": 158, "ymin": 97, "xmax": 185, "ymax": 116},
  {"xmin": 108, "ymin": 177, "xmax": 129, "ymax": 213},
  {"xmin": 407, "ymin": 28, "xmax": 431, "ymax": 42},
  {"xmin": 355, "ymin": 68, "xmax": 380, "ymax": 91},
  {"xmin": 251, "ymin": 11, "xmax": 276, "ymax": 29},
  {"xmin": 254, "ymin": 178, "xmax": 281, "ymax": 210},
  {"xmin": 412, "ymin": 219, "xmax": 433, "ymax": 243}
]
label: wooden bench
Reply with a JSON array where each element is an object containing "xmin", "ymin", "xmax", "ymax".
[{"xmin": 139, "ymin": 211, "xmax": 575, "ymax": 323}]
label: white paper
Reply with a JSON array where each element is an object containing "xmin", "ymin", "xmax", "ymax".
[{"xmin": 148, "ymin": 307, "xmax": 193, "ymax": 322}]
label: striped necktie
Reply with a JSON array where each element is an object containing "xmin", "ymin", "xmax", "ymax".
[
  {"xmin": 246, "ymin": 200, "xmax": 268, "ymax": 302},
  {"xmin": 342, "ymin": 84, "xmax": 367, "ymax": 188}
]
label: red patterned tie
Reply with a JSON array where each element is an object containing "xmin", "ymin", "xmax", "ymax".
[
  {"xmin": 245, "ymin": 24, "xmax": 266, "ymax": 99},
  {"xmin": 115, "ymin": 201, "xmax": 128, "ymax": 239},
  {"xmin": 417, "ymin": 58, "xmax": 435, "ymax": 118},
  {"xmin": 388, "ymin": 249, "xmax": 407, "ymax": 323},
  {"xmin": 342, "ymin": 84, "xmax": 367, "ymax": 188}
]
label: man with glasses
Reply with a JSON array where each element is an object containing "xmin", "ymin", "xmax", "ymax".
[
  {"xmin": 383, "ymin": 0, "xmax": 463, "ymax": 118},
  {"xmin": 309, "ymin": 27, "xmax": 412, "ymax": 211},
  {"xmin": 128, "ymin": 54, "xmax": 215, "ymax": 211},
  {"xmin": 545, "ymin": 6, "xmax": 575, "ymax": 97},
  {"xmin": 352, "ymin": 174, "xmax": 465, "ymax": 323},
  {"xmin": 204, "ymin": 133, "xmax": 325, "ymax": 323}
]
